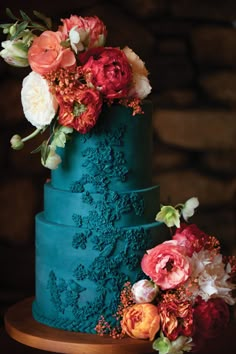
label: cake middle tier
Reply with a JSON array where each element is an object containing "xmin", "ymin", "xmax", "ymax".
[{"xmin": 44, "ymin": 181, "xmax": 160, "ymax": 228}]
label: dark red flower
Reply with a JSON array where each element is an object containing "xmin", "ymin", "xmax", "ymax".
[
  {"xmin": 173, "ymin": 224, "xmax": 212, "ymax": 256},
  {"xmin": 80, "ymin": 47, "xmax": 132, "ymax": 100},
  {"xmin": 193, "ymin": 296, "xmax": 230, "ymax": 339}
]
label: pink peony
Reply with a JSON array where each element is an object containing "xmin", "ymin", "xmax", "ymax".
[
  {"xmin": 80, "ymin": 47, "xmax": 133, "ymax": 100},
  {"xmin": 28, "ymin": 31, "xmax": 76, "ymax": 75},
  {"xmin": 59, "ymin": 15, "xmax": 107, "ymax": 49},
  {"xmin": 141, "ymin": 243, "xmax": 191, "ymax": 290}
]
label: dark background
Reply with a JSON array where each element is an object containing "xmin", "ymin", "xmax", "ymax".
[{"xmin": 0, "ymin": 0, "xmax": 235, "ymax": 349}]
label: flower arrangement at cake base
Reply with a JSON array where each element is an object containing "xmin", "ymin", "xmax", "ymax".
[{"xmin": 96, "ymin": 198, "xmax": 236, "ymax": 354}]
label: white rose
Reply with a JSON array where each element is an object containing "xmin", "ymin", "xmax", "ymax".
[{"xmin": 21, "ymin": 71, "xmax": 58, "ymax": 129}]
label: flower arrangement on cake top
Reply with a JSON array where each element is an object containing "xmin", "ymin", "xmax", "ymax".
[
  {"xmin": 96, "ymin": 198, "xmax": 236, "ymax": 354},
  {"xmin": 0, "ymin": 9, "xmax": 151, "ymax": 169}
]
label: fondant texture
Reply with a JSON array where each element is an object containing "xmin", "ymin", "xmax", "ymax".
[{"xmin": 33, "ymin": 102, "xmax": 167, "ymax": 333}]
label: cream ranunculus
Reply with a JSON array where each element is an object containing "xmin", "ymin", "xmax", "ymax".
[
  {"xmin": 123, "ymin": 46, "xmax": 152, "ymax": 99},
  {"xmin": 21, "ymin": 71, "xmax": 58, "ymax": 129}
]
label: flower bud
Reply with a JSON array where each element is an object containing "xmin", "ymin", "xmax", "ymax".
[
  {"xmin": 0, "ymin": 39, "xmax": 29, "ymax": 67},
  {"xmin": 9, "ymin": 24, "xmax": 17, "ymax": 36},
  {"xmin": 41, "ymin": 147, "xmax": 62, "ymax": 170},
  {"xmin": 10, "ymin": 134, "xmax": 24, "ymax": 150},
  {"xmin": 132, "ymin": 279, "xmax": 159, "ymax": 303}
]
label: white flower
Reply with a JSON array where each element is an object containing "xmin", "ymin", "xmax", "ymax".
[
  {"xmin": 181, "ymin": 197, "xmax": 199, "ymax": 221},
  {"xmin": 168, "ymin": 336, "xmax": 193, "ymax": 354},
  {"xmin": 187, "ymin": 249, "xmax": 235, "ymax": 304},
  {"xmin": 69, "ymin": 26, "xmax": 87, "ymax": 53},
  {"xmin": 21, "ymin": 71, "xmax": 58, "ymax": 129},
  {"xmin": 123, "ymin": 46, "xmax": 152, "ymax": 99},
  {"xmin": 153, "ymin": 332, "xmax": 193, "ymax": 354},
  {"xmin": 156, "ymin": 205, "xmax": 181, "ymax": 228},
  {"xmin": 41, "ymin": 146, "xmax": 61, "ymax": 170},
  {"xmin": 0, "ymin": 39, "xmax": 29, "ymax": 67}
]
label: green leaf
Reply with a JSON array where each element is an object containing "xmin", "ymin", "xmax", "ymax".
[
  {"xmin": 33, "ymin": 10, "xmax": 52, "ymax": 29},
  {"xmin": 31, "ymin": 145, "xmax": 42, "ymax": 154},
  {"xmin": 10, "ymin": 21, "xmax": 29, "ymax": 40},
  {"xmin": 0, "ymin": 23, "xmax": 12, "ymax": 29},
  {"xmin": 40, "ymin": 141, "xmax": 50, "ymax": 163},
  {"xmin": 6, "ymin": 8, "xmax": 18, "ymax": 20},
  {"xmin": 30, "ymin": 21, "xmax": 48, "ymax": 32},
  {"xmin": 19, "ymin": 10, "xmax": 31, "ymax": 22}
]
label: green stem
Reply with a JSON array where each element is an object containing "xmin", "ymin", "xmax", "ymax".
[{"xmin": 22, "ymin": 128, "xmax": 41, "ymax": 143}]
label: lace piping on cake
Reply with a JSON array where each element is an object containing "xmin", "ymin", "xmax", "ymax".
[
  {"xmin": 46, "ymin": 227, "xmax": 152, "ymax": 332},
  {"xmin": 46, "ymin": 118, "xmax": 152, "ymax": 332},
  {"xmin": 70, "ymin": 123, "xmax": 128, "ymax": 193}
]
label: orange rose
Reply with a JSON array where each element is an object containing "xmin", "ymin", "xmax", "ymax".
[
  {"xmin": 28, "ymin": 31, "xmax": 76, "ymax": 75},
  {"xmin": 121, "ymin": 303, "xmax": 160, "ymax": 341}
]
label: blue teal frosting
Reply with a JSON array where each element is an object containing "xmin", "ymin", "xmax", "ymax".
[{"xmin": 32, "ymin": 102, "xmax": 168, "ymax": 334}]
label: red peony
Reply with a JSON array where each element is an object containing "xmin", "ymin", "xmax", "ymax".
[
  {"xmin": 141, "ymin": 243, "xmax": 191, "ymax": 290},
  {"xmin": 57, "ymin": 86, "xmax": 103, "ymax": 133},
  {"xmin": 193, "ymin": 296, "xmax": 230, "ymax": 339},
  {"xmin": 173, "ymin": 224, "xmax": 210, "ymax": 256},
  {"xmin": 158, "ymin": 293, "xmax": 194, "ymax": 341},
  {"xmin": 80, "ymin": 47, "xmax": 133, "ymax": 100}
]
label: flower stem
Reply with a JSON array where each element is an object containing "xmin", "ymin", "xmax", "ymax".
[{"xmin": 22, "ymin": 128, "xmax": 41, "ymax": 143}]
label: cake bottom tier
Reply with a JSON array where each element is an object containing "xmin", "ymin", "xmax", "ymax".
[{"xmin": 33, "ymin": 212, "xmax": 168, "ymax": 333}]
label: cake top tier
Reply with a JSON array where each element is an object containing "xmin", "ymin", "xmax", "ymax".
[
  {"xmin": 51, "ymin": 101, "xmax": 153, "ymax": 192},
  {"xmin": 1, "ymin": 9, "xmax": 152, "ymax": 169}
]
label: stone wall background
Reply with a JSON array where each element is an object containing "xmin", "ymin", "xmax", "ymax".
[{"xmin": 0, "ymin": 0, "xmax": 236, "ymax": 321}]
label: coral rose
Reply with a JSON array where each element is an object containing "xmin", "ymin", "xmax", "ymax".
[
  {"xmin": 141, "ymin": 243, "xmax": 191, "ymax": 290},
  {"xmin": 28, "ymin": 31, "xmax": 76, "ymax": 75},
  {"xmin": 121, "ymin": 303, "xmax": 160, "ymax": 341},
  {"xmin": 80, "ymin": 47, "xmax": 132, "ymax": 100}
]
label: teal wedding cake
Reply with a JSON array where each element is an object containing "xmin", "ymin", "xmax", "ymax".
[
  {"xmin": 0, "ymin": 8, "xmax": 168, "ymax": 336},
  {"xmin": 32, "ymin": 102, "xmax": 167, "ymax": 333}
]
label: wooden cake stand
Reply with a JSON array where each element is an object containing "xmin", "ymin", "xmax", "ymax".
[{"xmin": 4, "ymin": 297, "xmax": 155, "ymax": 354}]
